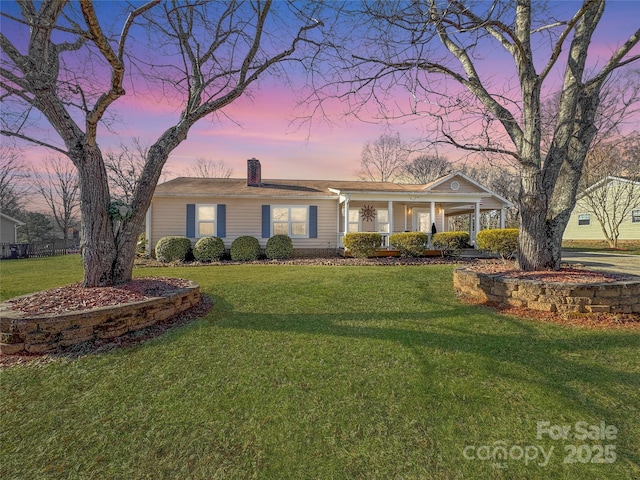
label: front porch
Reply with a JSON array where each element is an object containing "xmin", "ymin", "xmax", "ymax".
[
  {"xmin": 335, "ymin": 201, "xmax": 507, "ymax": 249},
  {"xmin": 330, "ymin": 172, "xmax": 514, "ymax": 254}
]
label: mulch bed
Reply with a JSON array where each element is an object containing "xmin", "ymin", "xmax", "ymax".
[
  {"xmin": 7, "ymin": 277, "xmax": 194, "ymax": 315},
  {"xmin": 461, "ymin": 261, "xmax": 639, "ymax": 328}
]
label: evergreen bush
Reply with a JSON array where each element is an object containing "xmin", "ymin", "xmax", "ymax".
[
  {"xmin": 342, "ymin": 232, "xmax": 382, "ymax": 258},
  {"xmin": 230, "ymin": 236, "xmax": 261, "ymax": 261},
  {"xmin": 432, "ymin": 232, "xmax": 470, "ymax": 255},
  {"xmin": 193, "ymin": 236, "xmax": 226, "ymax": 262},
  {"xmin": 266, "ymin": 234, "xmax": 294, "ymax": 260},
  {"xmin": 476, "ymin": 228, "xmax": 519, "ymax": 260},
  {"xmin": 155, "ymin": 236, "xmax": 192, "ymax": 262},
  {"xmin": 389, "ymin": 232, "xmax": 428, "ymax": 257}
]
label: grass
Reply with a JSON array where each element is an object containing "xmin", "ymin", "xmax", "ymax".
[
  {"xmin": 562, "ymin": 240, "xmax": 640, "ymax": 255},
  {"xmin": 1, "ymin": 255, "xmax": 639, "ymax": 479}
]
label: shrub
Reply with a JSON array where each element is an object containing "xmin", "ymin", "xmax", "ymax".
[
  {"xmin": 230, "ymin": 236, "xmax": 261, "ymax": 261},
  {"xmin": 432, "ymin": 232, "xmax": 470, "ymax": 255},
  {"xmin": 193, "ymin": 236, "xmax": 226, "ymax": 262},
  {"xmin": 155, "ymin": 236, "xmax": 192, "ymax": 263},
  {"xmin": 389, "ymin": 232, "xmax": 428, "ymax": 257},
  {"xmin": 342, "ymin": 232, "xmax": 382, "ymax": 258},
  {"xmin": 266, "ymin": 234, "xmax": 294, "ymax": 260},
  {"xmin": 476, "ymin": 228, "xmax": 519, "ymax": 260}
]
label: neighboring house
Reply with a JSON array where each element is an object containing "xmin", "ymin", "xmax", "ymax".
[
  {"xmin": 148, "ymin": 158, "xmax": 513, "ymax": 254},
  {"xmin": 0, "ymin": 212, "xmax": 24, "ymax": 243},
  {"xmin": 563, "ymin": 176, "xmax": 640, "ymax": 242}
]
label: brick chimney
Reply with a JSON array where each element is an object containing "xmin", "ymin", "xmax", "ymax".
[{"xmin": 247, "ymin": 158, "xmax": 262, "ymax": 186}]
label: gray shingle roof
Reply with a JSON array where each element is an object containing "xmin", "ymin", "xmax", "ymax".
[{"xmin": 154, "ymin": 177, "xmax": 431, "ymax": 198}]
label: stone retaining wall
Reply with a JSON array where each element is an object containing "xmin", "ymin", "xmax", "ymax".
[
  {"xmin": 0, "ymin": 282, "xmax": 200, "ymax": 355},
  {"xmin": 453, "ymin": 268, "xmax": 640, "ymax": 315}
]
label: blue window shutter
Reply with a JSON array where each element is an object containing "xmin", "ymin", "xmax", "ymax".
[
  {"xmin": 217, "ymin": 204, "xmax": 226, "ymax": 238},
  {"xmin": 309, "ymin": 205, "xmax": 318, "ymax": 238},
  {"xmin": 262, "ymin": 205, "xmax": 270, "ymax": 238},
  {"xmin": 186, "ymin": 204, "xmax": 195, "ymax": 237}
]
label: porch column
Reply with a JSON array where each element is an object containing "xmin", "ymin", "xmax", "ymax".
[
  {"xmin": 441, "ymin": 207, "xmax": 445, "ymax": 232},
  {"xmin": 430, "ymin": 201, "xmax": 435, "ymax": 232},
  {"xmin": 500, "ymin": 207, "xmax": 506, "ymax": 228},
  {"xmin": 404, "ymin": 205, "xmax": 408, "ymax": 231},
  {"xmin": 473, "ymin": 201, "xmax": 480, "ymax": 245},
  {"xmin": 388, "ymin": 200, "xmax": 393, "ymax": 233},
  {"xmin": 344, "ymin": 199, "xmax": 350, "ymax": 234}
]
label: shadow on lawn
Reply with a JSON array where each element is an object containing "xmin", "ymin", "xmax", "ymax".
[{"xmin": 208, "ymin": 296, "xmax": 640, "ymax": 466}]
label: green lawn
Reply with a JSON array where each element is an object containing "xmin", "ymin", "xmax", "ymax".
[
  {"xmin": 562, "ymin": 240, "xmax": 640, "ymax": 255},
  {"xmin": 1, "ymin": 256, "xmax": 639, "ymax": 479}
]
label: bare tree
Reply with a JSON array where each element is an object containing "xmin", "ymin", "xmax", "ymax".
[
  {"xmin": 0, "ymin": 145, "xmax": 29, "ymax": 218},
  {"xmin": 311, "ymin": 0, "xmax": 640, "ymax": 270},
  {"xmin": 576, "ymin": 137, "xmax": 640, "ymax": 247},
  {"xmin": 403, "ymin": 154, "xmax": 452, "ymax": 184},
  {"xmin": 17, "ymin": 211, "xmax": 54, "ymax": 243},
  {"xmin": 104, "ymin": 139, "xmax": 150, "ymax": 204},
  {"xmin": 462, "ymin": 163, "xmax": 520, "ymax": 228},
  {"xmin": 1, "ymin": 0, "xmax": 324, "ymax": 286},
  {"xmin": 31, "ymin": 156, "xmax": 79, "ymax": 241},
  {"xmin": 357, "ymin": 132, "xmax": 412, "ymax": 182},
  {"xmin": 185, "ymin": 158, "xmax": 233, "ymax": 178}
]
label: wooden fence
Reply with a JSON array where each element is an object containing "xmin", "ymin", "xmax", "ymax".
[{"xmin": 0, "ymin": 240, "xmax": 80, "ymax": 259}]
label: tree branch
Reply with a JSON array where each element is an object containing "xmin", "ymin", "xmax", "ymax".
[{"xmin": 0, "ymin": 130, "xmax": 68, "ymax": 155}]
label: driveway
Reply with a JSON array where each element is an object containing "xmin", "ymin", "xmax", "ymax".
[{"xmin": 561, "ymin": 250, "xmax": 640, "ymax": 277}]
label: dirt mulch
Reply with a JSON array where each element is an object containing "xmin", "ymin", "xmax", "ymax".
[
  {"xmin": 6, "ymin": 277, "xmax": 194, "ymax": 315},
  {"xmin": 465, "ymin": 261, "xmax": 636, "ymax": 283}
]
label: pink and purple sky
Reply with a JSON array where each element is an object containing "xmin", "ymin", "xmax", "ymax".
[{"xmin": 4, "ymin": 1, "xmax": 640, "ymax": 183}]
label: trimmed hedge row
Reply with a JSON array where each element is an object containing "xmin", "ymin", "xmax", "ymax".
[{"xmin": 154, "ymin": 234, "xmax": 295, "ymax": 263}]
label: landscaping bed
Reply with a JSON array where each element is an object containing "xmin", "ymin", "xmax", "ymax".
[
  {"xmin": 454, "ymin": 263, "xmax": 640, "ymax": 327},
  {"xmin": 0, "ymin": 278, "xmax": 202, "ymax": 355}
]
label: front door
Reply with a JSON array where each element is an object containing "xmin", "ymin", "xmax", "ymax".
[{"xmin": 413, "ymin": 208, "xmax": 431, "ymax": 233}]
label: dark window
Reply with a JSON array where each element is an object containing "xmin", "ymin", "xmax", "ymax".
[{"xmin": 578, "ymin": 214, "xmax": 591, "ymax": 226}]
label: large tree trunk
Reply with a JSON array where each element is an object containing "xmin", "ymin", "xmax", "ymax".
[
  {"xmin": 75, "ymin": 146, "xmax": 118, "ymax": 286},
  {"xmin": 517, "ymin": 166, "xmax": 558, "ymax": 270}
]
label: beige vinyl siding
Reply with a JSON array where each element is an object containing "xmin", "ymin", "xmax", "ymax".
[
  {"xmin": 479, "ymin": 197, "xmax": 504, "ymax": 210},
  {"xmin": 563, "ymin": 209, "xmax": 640, "ymax": 241},
  {"xmin": 563, "ymin": 180, "xmax": 640, "ymax": 241},
  {"xmin": 150, "ymin": 196, "xmax": 339, "ymax": 251},
  {"xmin": 430, "ymin": 177, "xmax": 483, "ymax": 194}
]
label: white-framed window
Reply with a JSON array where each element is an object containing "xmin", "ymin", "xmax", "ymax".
[
  {"xmin": 348, "ymin": 209, "xmax": 360, "ymax": 232},
  {"xmin": 578, "ymin": 213, "xmax": 591, "ymax": 226},
  {"xmin": 272, "ymin": 206, "xmax": 309, "ymax": 237},
  {"xmin": 632, "ymin": 210, "xmax": 640, "ymax": 223},
  {"xmin": 196, "ymin": 204, "xmax": 216, "ymax": 237},
  {"xmin": 376, "ymin": 208, "xmax": 389, "ymax": 233}
]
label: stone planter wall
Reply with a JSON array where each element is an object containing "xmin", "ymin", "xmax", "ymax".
[
  {"xmin": 453, "ymin": 268, "xmax": 640, "ymax": 315},
  {"xmin": 0, "ymin": 282, "xmax": 200, "ymax": 355}
]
